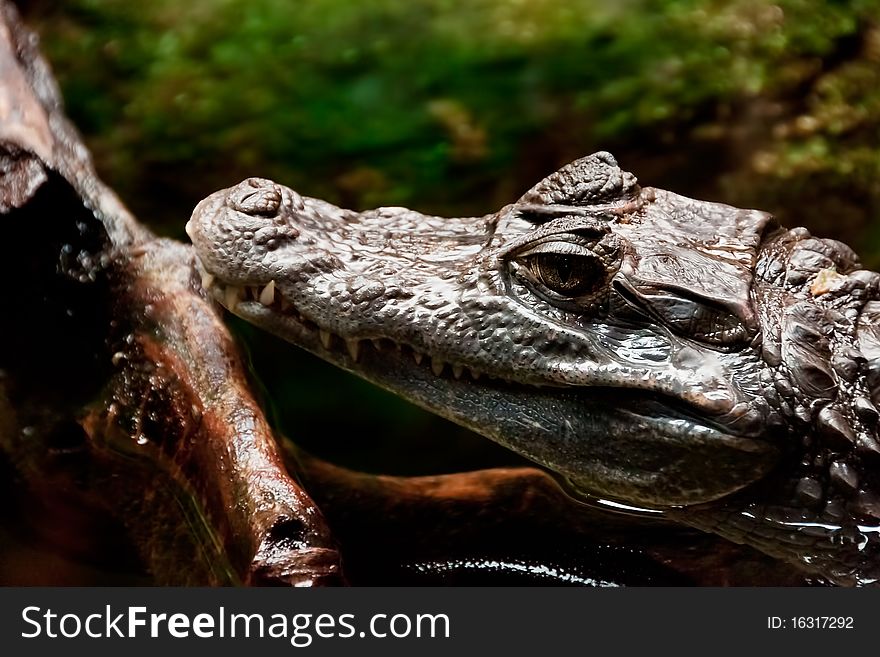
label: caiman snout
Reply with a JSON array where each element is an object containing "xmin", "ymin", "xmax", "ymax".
[{"xmin": 186, "ymin": 178, "xmax": 304, "ymax": 283}]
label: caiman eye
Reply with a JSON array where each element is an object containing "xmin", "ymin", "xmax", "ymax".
[{"xmin": 526, "ymin": 252, "xmax": 603, "ymax": 297}]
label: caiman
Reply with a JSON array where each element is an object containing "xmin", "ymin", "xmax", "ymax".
[{"xmin": 186, "ymin": 151, "xmax": 880, "ymax": 586}]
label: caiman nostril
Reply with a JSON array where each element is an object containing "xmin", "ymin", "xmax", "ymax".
[{"xmin": 228, "ymin": 178, "xmax": 282, "ymax": 216}]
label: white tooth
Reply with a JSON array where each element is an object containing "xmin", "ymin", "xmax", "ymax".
[
  {"xmin": 452, "ymin": 365, "xmax": 463, "ymax": 379},
  {"xmin": 371, "ymin": 339, "xmax": 383, "ymax": 350},
  {"xmin": 470, "ymin": 368, "xmax": 481, "ymax": 380},
  {"xmin": 346, "ymin": 339, "xmax": 361, "ymax": 362},
  {"xmin": 200, "ymin": 271, "xmax": 215, "ymax": 289},
  {"xmin": 258, "ymin": 280, "xmax": 276, "ymax": 306},
  {"xmin": 224, "ymin": 285, "xmax": 243, "ymax": 309},
  {"xmin": 319, "ymin": 329, "xmax": 333, "ymax": 349},
  {"xmin": 413, "ymin": 351, "xmax": 424, "ymax": 365},
  {"xmin": 431, "ymin": 357, "xmax": 445, "ymax": 377}
]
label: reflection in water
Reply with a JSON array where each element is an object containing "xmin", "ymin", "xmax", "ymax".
[
  {"xmin": 558, "ymin": 475, "xmax": 664, "ymax": 518},
  {"xmin": 406, "ymin": 558, "xmax": 620, "ymax": 587},
  {"xmin": 744, "ymin": 509, "xmax": 880, "ymax": 585},
  {"xmin": 592, "ymin": 498, "xmax": 664, "ymax": 516}
]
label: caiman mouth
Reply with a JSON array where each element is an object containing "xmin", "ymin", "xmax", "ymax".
[
  {"xmin": 198, "ymin": 262, "xmax": 780, "ymax": 508},
  {"xmin": 201, "ymin": 273, "xmax": 488, "ymax": 381},
  {"xmin": 200, "ymin": 271, "xmax": 767, "ymax": 444}
]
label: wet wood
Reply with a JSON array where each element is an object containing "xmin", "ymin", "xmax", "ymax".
[{"xmin": 0, "ymin": 0, "xmax": 341, "ymax": 586}]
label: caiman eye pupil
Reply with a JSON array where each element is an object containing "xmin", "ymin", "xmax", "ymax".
[
  {"xmin": 555, "ymin": 256, "xmax": 572, "ymax": 283},
  {"xmin": 529, "ymin": 253, "xmax": 600, "ymax": 296}
]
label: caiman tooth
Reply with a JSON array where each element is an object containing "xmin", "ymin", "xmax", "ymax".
[
  {"xmin": 371, "ymin": 339, "xmax": 383, "ymax": 350},
  {"xmin": 346, "ymin": 339, "xmax": 361, "ymax": 362},
  {"xmin": 413, "ymin": 352, "xmax": 424, "ymax": 365},
  {"xmin": 469, "ymin": 368, "xmax": 481, "ymax": 381},
  {"xmin": 452, "ymin": 365, "xmax": 463, "ymax": 379},
  {"xmin": 200, "ymin": 271, "xmax": 215, "ymax": 289},
  {"xmin": 224, "ymin": 285, "xmax": 244, "ymax": 310},
  {"xmin": 431, "ymin": 357, "xmax": 445, "ymax": 377},
  {"xmin": 319, "ymin": 329, "xmax": 333, "ymax": 350},
  {"xmin": 280, "ymin": 296, "xmax": 292, "ymax": 312},
  {"xmin": 258, "ymin": 280, "xmax": 276, "ymax": 306}
]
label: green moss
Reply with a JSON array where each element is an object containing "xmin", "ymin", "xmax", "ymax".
[{"xmin": 30, "ymin": 0, "xmax": 880, "ymax": 262}]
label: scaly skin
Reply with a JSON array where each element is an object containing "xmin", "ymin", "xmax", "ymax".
[{"xmin": 187, "ymin": 152, "xmax": 880, "ymax": 585}]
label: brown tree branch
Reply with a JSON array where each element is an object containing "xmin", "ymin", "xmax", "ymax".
[{"xmin": 0, "ymin": 0, "xmax": 341, "ymax": 586}]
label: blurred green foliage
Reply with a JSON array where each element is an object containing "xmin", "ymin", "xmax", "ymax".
[{"xmin": 29, "ymin": 0, "xmax": 880, "ymax": 258}]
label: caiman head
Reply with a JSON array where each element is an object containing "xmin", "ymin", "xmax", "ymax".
[{"xmin": 187, "ymin": 152, "xmax": 880, "ymax": 583}]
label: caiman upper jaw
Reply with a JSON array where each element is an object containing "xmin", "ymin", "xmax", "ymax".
[{"xmin": 192, "ymin": 264, "xmax": 489, "ymax": 382}]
